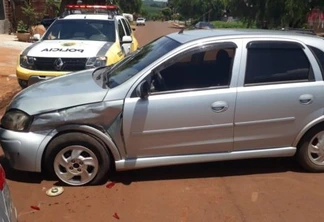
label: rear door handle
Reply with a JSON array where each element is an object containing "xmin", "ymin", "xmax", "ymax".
[
  {"xmin": 211, "ymin": 101, "xmax": 229, "ymax": 113},
  {"xmin": 299, "ymin": 94, "xmax": 314, "ymax": 105}
]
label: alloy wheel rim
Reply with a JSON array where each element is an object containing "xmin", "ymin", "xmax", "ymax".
[
  {"xmin": 54, "ymin": 145, "xmax": 99, "ymax": 186},
  {"xmin": 308, "ymin": 131, "xmax": 324, "ymax": 166}
]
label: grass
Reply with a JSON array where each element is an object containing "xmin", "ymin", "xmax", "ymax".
[{"xmin": 211, "ymin": 20, "xmax": 256, "ymax": 29}]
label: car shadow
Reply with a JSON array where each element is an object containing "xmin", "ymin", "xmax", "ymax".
[
  {"xmin": 0, "ymin": 155, "xmax": 52, "ymax": 184},
  {"xmin": 109, "ymin": 157, "xmax": 305, "ymax": 186},
  {"xmin": 0, "ymin": 154, "xmax": 305, "ymax": 186}
]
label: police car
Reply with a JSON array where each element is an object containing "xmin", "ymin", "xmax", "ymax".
[{"xmin": 16, "ymin": 4, "xmax": 139, "ymax": 88}]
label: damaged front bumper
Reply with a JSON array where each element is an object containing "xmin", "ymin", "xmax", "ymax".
[{"xmin": 0, "ymin": 127, "xmax": 51, "ymax": 172}]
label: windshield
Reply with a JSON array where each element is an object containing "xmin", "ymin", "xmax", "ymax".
[
  {"xmin": 43, "ymin": 19, "xmax": 116, "ymax": 42},
  {"xmin": 106, "ymin": 36, "xmax": 181, "ymax": 88}
]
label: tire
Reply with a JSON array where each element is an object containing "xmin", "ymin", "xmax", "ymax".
[
  {"xmin": 18, "ymin": 79, "xmax": 28, "ymax": 89},
  {"xmin": 297, "ymin": 125, "xmax": 324, "ymax": 172},
  {"xmin": 44, "ymin": 132, "xmax": 111, "ymax": 186}
]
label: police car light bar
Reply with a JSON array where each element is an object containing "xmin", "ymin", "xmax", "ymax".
[{"xmin": 65, "ymin": 5, "xmax": 118, "ymax": 10}]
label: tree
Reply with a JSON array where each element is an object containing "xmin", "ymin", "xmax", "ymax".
[
  {"xmin": 117, "ymin": 0, "xmax": 142, "ymax": 14},
  {"xmin": 162, "ymin": 7, "xmax": 172, "ymax": 20},
  {"xmin": 59, "ymin": 0, "xmax": 142, "ymax": 14}
]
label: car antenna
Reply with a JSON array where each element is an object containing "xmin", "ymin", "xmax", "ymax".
[{"xmin": 178, "ymin": 28, "xmax": 184, "ymax": 34}]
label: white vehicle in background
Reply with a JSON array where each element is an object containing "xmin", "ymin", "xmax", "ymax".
[{"xmin": 136, "ymin": 17, "xmax": 146, "ymax": 26}]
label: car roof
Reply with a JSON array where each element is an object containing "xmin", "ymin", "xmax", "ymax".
[
  {"xmin": 62, "ymin": 14, "xmax": 123, "ymax": 21},
  {"xmin": 167, "ymin": 29, "xmax": 324, "ymax": 44}
]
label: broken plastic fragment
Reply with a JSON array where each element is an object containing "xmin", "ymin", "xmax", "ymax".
[
  {"xmin": 30, "ymin": 206, "xmax": 40, "ymax": 211},
  {"xmin": 113, "ymin": 212, "xmax": 120, "ymax": 219},
  {"xmin": 106, "ymin": 182, "xmax": 116, "ymax": 189}
]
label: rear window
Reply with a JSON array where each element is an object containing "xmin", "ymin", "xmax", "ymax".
[{"xmin": 308, "ymin": 45, "xmax": 324, "ymax": 79}]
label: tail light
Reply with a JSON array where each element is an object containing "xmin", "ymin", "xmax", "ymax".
[{"xmin": 0, "ymin": 165, "xmax": 6, "ymax": 191}]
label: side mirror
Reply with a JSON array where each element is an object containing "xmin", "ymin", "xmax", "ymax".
[
  {"xmin": 32, "ymin": 34, "xmax": 41, "ymax": 41},
  {"xmin": 121, "ymin": 36, "xmax": 132, "ymax": 44},
  {"xmin": 136, "ymin": 80, "xmax": 150, "ymax": 99}
]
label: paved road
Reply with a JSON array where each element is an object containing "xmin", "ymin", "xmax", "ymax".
[{"xmin": 1, "ymin": 22, "xmax": 324, "ymax": 222}]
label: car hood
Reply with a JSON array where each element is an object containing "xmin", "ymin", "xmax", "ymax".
[
  {"xmin": 24, "ymin": 40, "xmax": 113, "ymax": 58},
  {"xmin": 7, "ymin": 69, "xmax": 108, "ymax": 115}
]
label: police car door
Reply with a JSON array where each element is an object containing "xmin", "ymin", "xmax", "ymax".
[{"xmin": 118, "ymin": 19, "xmax": 131, "ymax": 55}]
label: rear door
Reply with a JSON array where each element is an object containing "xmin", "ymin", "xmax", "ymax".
[
  {"xmin": 121, "ymin": 18, "xmax": 138, "ymax": 52},
  {"xmin": 234, "ymin": 39, "xmax": 324, "ymax": 151}
]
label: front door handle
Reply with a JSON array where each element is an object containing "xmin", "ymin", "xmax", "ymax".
[
  {"xmin": 299, "ymin": 94, "xmax": 314, "ymax": 105},
  {"xmin": 211, "ymin": 101, "xmax": 229, "ymax": 113}
]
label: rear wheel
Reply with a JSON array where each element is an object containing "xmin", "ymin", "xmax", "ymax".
[
  {"xmin": 297, "ymin": 125, "xmax": 324, "ymax": 172},
  {"xmin": 44, "ymin": 132, "xmax": 110, "ymax": 186}
]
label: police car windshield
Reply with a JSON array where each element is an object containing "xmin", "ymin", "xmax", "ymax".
[
  {"xmin": 106, "ymin": 36, "xmax": 181, "ymax": 88},
  {"xmin": 43, "ymin": 19, "xmax": 116, "ymax": 42}
]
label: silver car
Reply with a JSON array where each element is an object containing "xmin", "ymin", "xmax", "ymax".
[
  {"xmin": 1, "ymin": 29, "xmax": 324, "ymax": 186},
  {"xmin": 0, "ymin": 164, "xmax": 17, "ymax": 222}
]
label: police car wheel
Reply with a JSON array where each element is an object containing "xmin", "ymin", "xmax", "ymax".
[
  {"xmin": 18, "ymin": 79, "xmax": 28, "ymax": 89},
  {"xmin": 44, "ymin": 132, "xmax": 111, "ymax": 186}
]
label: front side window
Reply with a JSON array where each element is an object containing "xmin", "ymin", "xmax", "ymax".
[
  {"xmin": 106, "ymin": 36, "xmax": 181, "ymax": 88},
  {"xmin": 118, "ymin": 20, "xmax": 126, "ymax": 41},
  {"xmin": 121, "ymin": 19, "xmax": 131, "ymax": 36},
  {"xmin": 245, "ymin": 41, "xmax": 313, "ymax": 85},
  {"xmin": 43, "ymin": 19, "xmax": 116, "ymax": 42},
  {"xmin": 149, "ymin": 43, "xmax": 236, "ymax": 93}
]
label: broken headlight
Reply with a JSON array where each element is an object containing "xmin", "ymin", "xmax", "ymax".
[
  {"xmin": 1, "ymin": 110, "xmax": 33, "ymax": 131},
  {"xmin": 86, "ymin": 56, "xmax": 107, "ymax": 69},
  {"xmin": 20, "ymin": 55, "xmax": 35, "ymax": 69}
]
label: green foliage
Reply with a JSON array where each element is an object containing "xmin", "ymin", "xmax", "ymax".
[
  {"xmin": 45, "ymin": 0, "xmax": 60, "ymax": 16},
  {"xmin": 16, "ymin": 20, "xmax": 29, "ymax": 33},
  {"xmin": 142, "ymin": 0, "xmax": 167, "ymax": 19},
  {"xmin": 21, "ymin": 1, "xmax": 41, "ymax": 27},
  {"xmin": 212, "ymin": 20, "xmax": 255, "ymax": 29},
  {"xmin": 162, "ymin": 7, "xmax": 172, "ymax": 20},
  {"xmin": 117, "ymin": 0, "xmax": 142, "ymax": 14},
  {"xmin": 168, "ymin": 0, "xmax": 324, "ymax": 29}
]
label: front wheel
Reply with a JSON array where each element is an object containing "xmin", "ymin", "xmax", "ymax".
[
  {"xmin": 297, "ymin": 126, "xmax": 324, "ymax": 172},
  {"xmin": 44, "ymin": 132, "xmax": 111, "ymax": 186}
]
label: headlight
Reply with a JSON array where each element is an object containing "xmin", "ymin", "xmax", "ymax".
[
  {"xmin": 0, "ymin": 110, "xmax": 33, "ymax": 131},
  {"xmin": 86, "ymin": 57, "xmax": 107, "ymax": 69},
  {"xmin": 20, "ymin": 55, "xmax": 35, "ymax": 69}
]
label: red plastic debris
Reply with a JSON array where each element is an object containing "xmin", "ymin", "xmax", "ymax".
[
  {"xmin": 106, "ymin": 182, "xmax": 116, "ymax": 189},
  {"xmin": 30, "ymin": 206, "xmax": 40, "ymax": 211},
  {"xmin": 113, "ymin": 212, "xmax": 120, "ymax": 220}
]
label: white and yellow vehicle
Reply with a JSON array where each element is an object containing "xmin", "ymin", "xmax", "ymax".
[{"xmin": 16, "ymin": 4, "xmax": 139, "ymax": 88}]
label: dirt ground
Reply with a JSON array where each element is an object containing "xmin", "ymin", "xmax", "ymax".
[{"xmin": 1, "ymin": 22, "xmax": 324, "ymax": 222}]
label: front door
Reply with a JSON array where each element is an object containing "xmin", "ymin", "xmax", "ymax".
[
  {"xmin": 234, "ymin": 39, "xmax": 324, "ymax": 151},
  {"xmin": 122, "ymin": 41, "xmax": 242, "ymax": 158},
  {"xmin": 117, "ymin": 19, "xmax": 131, "ymax": 55}
]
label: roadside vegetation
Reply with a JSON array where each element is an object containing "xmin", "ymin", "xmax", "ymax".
[
  {"xmin": 11, "ymin": 0, "xmax": 324, "ymax": 31},
  {"xmin": 167, "ymin": 0, "xmax": 324, "ymax": 29}
]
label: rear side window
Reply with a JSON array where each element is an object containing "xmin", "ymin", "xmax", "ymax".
[
  {"xmin": 245, "ymin": 41, "xmax": 313, "ymax": 85},
  {"xmin": 308, "ymin": 45, "xmax": 324, "ymax": 79}
]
